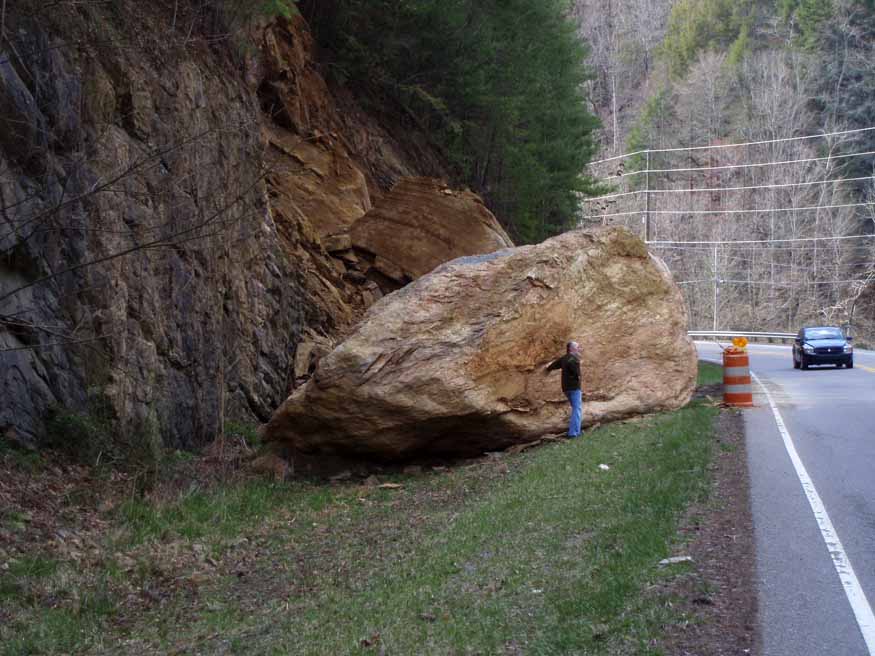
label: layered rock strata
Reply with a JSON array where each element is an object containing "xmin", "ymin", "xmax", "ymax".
[{"xmin": 348, "ymin": 177, "xmax": 514, "ymax": 291}]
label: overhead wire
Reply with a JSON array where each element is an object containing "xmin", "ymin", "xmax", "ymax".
[
  {"xmin": 668, "ymin": 256, "xmax": 875, "ymax": 271},
  {"xmin": 647, "ymin": 234, "xmax": 875, "ymax": 245},
  {"xmin": 652, "ymin": 243, "xmax": 875, "ymax": 252},
  {"xmin": 581, "ymin": 202, "xmax": 873, "ymax": 220},
  {"xmin": 598, "ymin": 150, "xmax": 875, "ymax": 181},
  {"xmin": 586, "ymin": 127, "xmax": 875, "ymax": 300},
  {"xmin": 583, "ymin": 176, "xmax": 875, "ymax": 202},
  {"xmin": 676, "ymin": 278, "xmax": 871, "ymax": 287},
  {"xmin": 588, "ymin": 126, "xmax": 875, "ymax": 166}
]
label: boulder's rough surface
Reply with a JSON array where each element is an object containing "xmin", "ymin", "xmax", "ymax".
[
  {"xmin": 264, "ymin": 227, "xmax": 697, "ymax": 460},
  {"xmin": 351, "ymin": 178, "xmax": 514, "ymax": 288}
]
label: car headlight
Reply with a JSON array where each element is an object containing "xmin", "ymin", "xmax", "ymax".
[
  {"xmin": 844, "ymin": 345, "xmax": 853, "ymax": 353},
  {"xmin": 803, "ymin": 344, "xmax": 814, "ymax": 353}
]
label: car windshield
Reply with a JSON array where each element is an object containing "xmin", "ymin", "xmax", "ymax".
[{"xmin": 804, "ymin": 327, "xmax": 844, "ymax": 340}]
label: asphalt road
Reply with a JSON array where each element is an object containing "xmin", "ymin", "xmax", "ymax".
[{"xmin": 696, "ymin": 341, "xmax": 875, "ymax": 655}]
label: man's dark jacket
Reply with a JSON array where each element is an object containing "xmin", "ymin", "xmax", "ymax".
[{"xmin": 547, "ymin": 354, "xmax": 581, "ymax": 392}]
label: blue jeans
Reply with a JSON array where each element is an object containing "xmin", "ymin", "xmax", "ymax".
[{"xmin": 565, "ymin": 389, "xmax": 582, "ymax": 437}]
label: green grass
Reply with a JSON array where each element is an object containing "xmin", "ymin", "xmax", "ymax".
[
  {"xmin": 0, "ymin": 559, "xmax": 116, "ymax": 656},
  {"xmin": 1, "ymin": 608, "xmax": 87, "ymax": 656},
  {"xmin": 697, "ymin": 361, "xmax": 723, "ymax": 386},
  {"xmin": 1, "ymin": 598, "xmax": 117, "ymax": 656},
  {"xmin": 159, "ymin": 404, "xmax": 716, "ymax": 655},
  {"xmin": 6, "ymin": 556, "xmax": 60, "ymax": 580},
  {"xmin": 0, "ymin": 541, "xmax": 56, "ymax": 606},
  {"xmin": 3, "ymin": 404, "xmax": 719, "ymax": 655},
  {"xmin": 116, "ymin": 480, "xmax": 315, "ymax": 546}
]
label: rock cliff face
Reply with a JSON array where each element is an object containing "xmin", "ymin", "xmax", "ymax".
[
  {"xmin": 0, "ymin": 4, "xmax": 447, "ymax": 448},
  {"xmin": 264, "ymin": 227, "xmax": 698, "ymax": 461}
]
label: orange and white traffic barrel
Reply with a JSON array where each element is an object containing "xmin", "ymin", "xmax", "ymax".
[{"xmin": 723, "ymin": 345, "xmax": 754, "ymax": 407}]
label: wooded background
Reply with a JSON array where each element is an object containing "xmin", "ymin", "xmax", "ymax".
[{"xmin": 577, "ymin": 0, "xmax": 875, "ymax": 342}]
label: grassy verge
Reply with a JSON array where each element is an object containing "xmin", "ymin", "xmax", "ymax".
[
  {"xmin": 698, "ymin": 361, "xmax": 723, "ymax": 386},
  {"xmin": 1, "ymin": 403, "xmax": 718, "ymax": 655},
  {"xmin": 256, "ymin": 404, "xmax": 717, "ymax": 655}
]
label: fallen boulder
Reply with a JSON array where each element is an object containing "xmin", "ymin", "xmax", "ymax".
[
  {"xmin": 264, "ymin": 227, "xmax": 697, "ymax": 460},
  {"xmin": 350, "ymin": 177, "xmax": 514, "ymax": 289}
]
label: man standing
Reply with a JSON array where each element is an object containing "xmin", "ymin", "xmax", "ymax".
[{"xmin": 545, "ymin": 341, "xmax": 583, "ymax": 438}]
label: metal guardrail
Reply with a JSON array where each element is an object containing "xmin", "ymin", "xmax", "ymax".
[{"xmin": 688, "ymin": 330, "xmax": 796, "ymax": 343}]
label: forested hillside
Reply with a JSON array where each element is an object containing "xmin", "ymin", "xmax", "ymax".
[
  {"xmin": 579, "ymin": 0, "xmax": 875, "ymax": 342},
  {"xmin": 301, "ymin": 0, "xmax": 602, "ymax": 243}
]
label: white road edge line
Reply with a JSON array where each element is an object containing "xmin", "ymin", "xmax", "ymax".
[{"xmin": 751, "ymin": 370, "xmax": 875, "ymax": 654}]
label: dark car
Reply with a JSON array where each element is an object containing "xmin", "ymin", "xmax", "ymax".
[{"xmin": 793, "ymin": 326, "xmax": 854, "ymax": 369}]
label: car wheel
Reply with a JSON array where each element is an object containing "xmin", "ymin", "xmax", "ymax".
[
  {"xmin": 847, "ymin": 358, "xmax": 854, "ymax": 369},
  {"xmin": 793, "ymin": 354, "xmax": 800, "ymax": 369},
  {"xmin": 801, "ymin": 356, "xmax": 809, "ymax": 370}
]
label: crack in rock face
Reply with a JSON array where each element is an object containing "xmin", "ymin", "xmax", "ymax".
[{"xmin": 264, "ymin": 226, "xmax": 697, "ymax": 462}]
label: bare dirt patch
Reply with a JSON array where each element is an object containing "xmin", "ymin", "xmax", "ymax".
[{"xmin": 657, "ymin": 407, "xmax": 758, "ymax": 655}]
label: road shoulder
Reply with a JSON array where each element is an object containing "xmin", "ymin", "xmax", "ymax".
[{"xmin": 659, "ymin": 407, "xmax": 759, "ymax": 655}]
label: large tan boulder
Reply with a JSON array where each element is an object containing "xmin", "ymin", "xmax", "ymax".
[
  {"xmin": 264, "ymin": 227, "xmax": 697, "ymax": 460},
  {"xmin": 350, "ymin": 177, "xmax": 514, "ymax": 286}
]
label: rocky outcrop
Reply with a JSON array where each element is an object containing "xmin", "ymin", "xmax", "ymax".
[
  {"xmin": 0, "ymin": 4, "xmax": 309, "ymax": 448},
  {"xmin": 348, "ymin": 177, "xmax": 514, "ymax": 291},
  {"xmin": 0, "ymin": 6, "xmax": 449, "ymax": 449},
  {"xmin": 254, "ymin": 18, "xmax": 457, "ymax": 324},
  {"xmin": 255, "ymin": 13, "xmax": 448, "ymax": 201},
  {"xmin": 264, "ymin": 227, "xmax": 697, "ymax": 461},
  {"xmin": 265, "ymin": 126, "xmax": 371, "ymax": 240}
]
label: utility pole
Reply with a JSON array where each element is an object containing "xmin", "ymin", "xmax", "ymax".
[
  {"xmin": 644, "ymin": 150, "xmax": 651, "ymax": 242},
  {"xmin": 713, "ymin": 245, "xmax": 719, "ymax": 331},
  {"xmin": 612, "ymin": 74, "xmax": 618, "ymax": 154}
]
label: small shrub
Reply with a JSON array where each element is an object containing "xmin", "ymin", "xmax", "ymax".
[
  {"xmin": 213, "ymin": 0, "xmax": 298, "ymax": 33},
  {"xmin": 0, "ymin": 556, "xmax": 57, "ymax": 602},
  {"xmin": 78, "ymin": 583, "xmax": 117, "ymax": 619},
  {"xmin": 0, "ymin": 435, "xmax": 44, "ymax": 472},
  {"xmin": 43, "ymin": 406, "xmax": 113, "ymax": 466},
  {"xmin": 121, "ymin": 415, "xmax": 165, "ymax": 496},
  {"xmin": 42, "ymin": 397, "xmax": 166, "ymax": 488},
  {"xmin": 261, "ymin": 0, "xmax": 298, "ymax": 18},
  {"xmin": 224, "ymin": 420, "xmax": 261, "ymax": 448}
]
